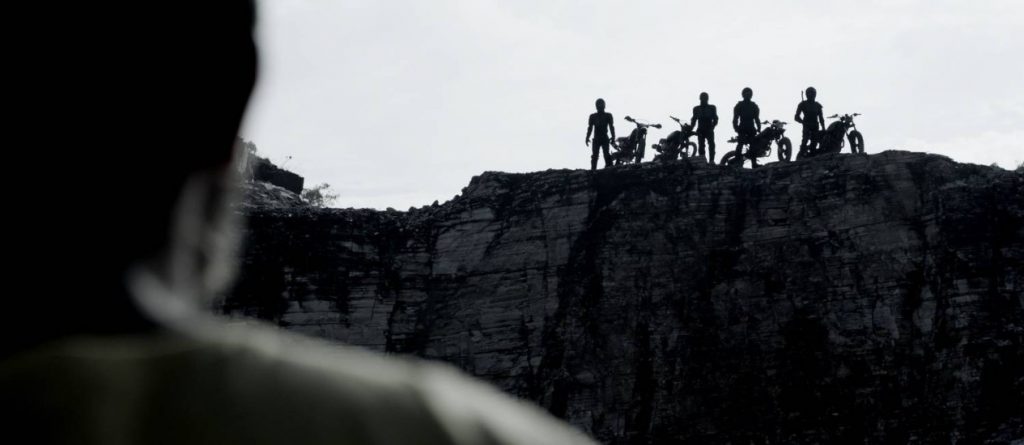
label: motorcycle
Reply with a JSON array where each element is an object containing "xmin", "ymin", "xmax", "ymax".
[
  {"xmin": 803, "ymin": 113, "xmax": 864, "ymax": 158},
  {"xmin": 612, "ymin": 116, "xmax": 661, "ymax": 165},
  {"xmin": 651, "ymin": 116, "xmax": 698, "ymax": 162},
  {"xmin": 719, "ymin": 120, "xmax": 793, "ymax": 166}
]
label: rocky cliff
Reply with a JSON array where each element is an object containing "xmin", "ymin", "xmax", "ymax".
[{"xmin": 223, "ymin": 151, "xmax": 1023, "ymax": 444}]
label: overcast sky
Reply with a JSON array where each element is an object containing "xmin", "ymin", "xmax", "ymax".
[{"xmin": 240, "ymin": 0, "xmax": 1023, "ymax": 210}]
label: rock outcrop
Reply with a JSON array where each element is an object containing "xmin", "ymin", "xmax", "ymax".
[
  {"xmin": 238, "ymin": 180, "xmax": 306, "ymax": 210},
  {"xmin": 247, "ymin": 156, "xmax": 305, "ymax": 195},
  {"xmin": 223, "ymin": 151, "xmax": 1024, "ymax": 444}
]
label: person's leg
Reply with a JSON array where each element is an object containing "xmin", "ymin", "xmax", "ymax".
[
  {"xmin": 740, "ymin": 131, "xmax": 755, "ymax": 167},
  {"xmin": 697, "ymin": 133, "xmax": 707, "ymax": 160},
  {"xmin": 600, "ymin": 141, "xmax": 612, "ymax": 168},
  {"xmin": 591, "ymin": 141, "xmax": 599, "ymax": 171},
  {"xmin": 734, "ymin": 134, "xmax": 744, "ymax": 166},
  {"xmin": 800, "ymin": 127, "xmax": 811, "ymax": 157},
  {"xmin": 707, "ymin": 130, "xmax": 716, "ymax": 164}
]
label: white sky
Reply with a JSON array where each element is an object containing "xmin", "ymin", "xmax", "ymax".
[{"xmin": 240, "ymin": 0, "xmax": 1024, "ymax": 210}]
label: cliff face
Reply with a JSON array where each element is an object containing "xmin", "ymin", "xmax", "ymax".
[{"xmin": 223, "ymin": 151, "xmax": 1024, "ymax": 444}]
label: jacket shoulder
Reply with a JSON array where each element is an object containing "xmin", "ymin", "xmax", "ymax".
[{"xmin": 1, "ymin": 325, "xmax": 598, "ymax": 445}]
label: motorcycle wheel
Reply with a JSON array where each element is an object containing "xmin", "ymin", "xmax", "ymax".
[
  {"xmin": 777, "ymin": 137, "xmax": 793, "ymax": 162},
  {"xmin": 720, "ymin": 151, "xmax": 737, "ymax": 166},
  {"xmin": 848, "ymin": 131, "xmax": 864, "ymax": 154},
  {"xmin": 684, "ymin": 142, "xmax": 697, "ymax": 158}
]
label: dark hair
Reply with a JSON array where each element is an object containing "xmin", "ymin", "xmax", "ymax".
[
  {"xmin": 113, "ymin": 1, "xmax": 258, "ymax": 264},
  {"xmin": 9, "ymin": 1, "xmax": 258, "ymax": 352}
]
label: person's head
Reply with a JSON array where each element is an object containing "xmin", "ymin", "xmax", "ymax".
[
  {"xmin": 699, "ymin": 92, "xmax": 709, "ymax": 104},
  {"xmin": 595, "ymin": 98, "xmax": 605, "ymax": 112},
  {"xmin": 805, "ymin": 87, "xmax": 817, "ymax": 101},
  {"xmin": 13, "ymin": 1, "xmax": 258, "ymax": 351},
  {"xmin": 741, "ymin": 87, "xmax": 753, "ymax": 101},
  {"xmin": 127, "ymin": 2, "xmax": 258, "ymax": 279}
]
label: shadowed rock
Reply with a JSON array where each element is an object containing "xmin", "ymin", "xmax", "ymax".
[{"xmin": 224, "ymin": 151, "xmax": 1024, "ymax": 444}]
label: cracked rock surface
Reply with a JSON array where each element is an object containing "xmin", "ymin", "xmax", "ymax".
[{"xmin": 223, "ymin": 151, "xmax": 1023, "ymax": 444}]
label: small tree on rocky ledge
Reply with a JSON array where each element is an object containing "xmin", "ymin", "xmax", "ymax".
[{"xmin": 302, "ymin": 183, "xmax": 339, "ymax": 208}]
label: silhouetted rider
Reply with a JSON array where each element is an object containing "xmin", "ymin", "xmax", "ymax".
[
  {"xmin": 690, "ymin": 92, "xmax": 718, "ymax": 163},
  {"xmin": 794, "ymin": 86, "xmax": 825, "ymax": 156},
  {"xmin": 586, "ymin": 98, "xmax": 616, "ymax": 171},
  {"xmin": 732, "ymin": 87, "xmax": 761, "ymax": 167}
]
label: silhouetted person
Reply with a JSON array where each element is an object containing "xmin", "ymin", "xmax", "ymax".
[
  {"xmin": 690, "ymin": 92, "xmax": 719, "ymax": 163},
  {"xmin": 732, "ymin": 87, "xmax": 761, "ymax": 167},
  {"xmin": 1, "ymin": 3, "xmax": 597, "ymax": 444},
  {"xmin": 795, "ymin": 86, "xmax": 825, "ymax": 157},
  {"xmin": 586, "ymin": 98, "xmax": 616, "ymax": 171}
]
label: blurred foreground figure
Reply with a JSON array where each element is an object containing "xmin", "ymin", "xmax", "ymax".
[{"xmin": 0, "ymin": 2, "xmax": 596, "ymax": 444}]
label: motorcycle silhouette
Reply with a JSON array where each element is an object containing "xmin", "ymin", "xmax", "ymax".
[
  {"xmin": 612, "ymin": 116, "xmax": 661, "ymax": 165},
  {"xmin": 651, "ymin": 116, "xmax": 698, "ymax": 162},
  {"xmin": 801, "ymin": 113, "xmax": 864, "ymax": 158},
  {"xmin": 720, "ymin": 120, "xmax": 793, "ymax": 166}
]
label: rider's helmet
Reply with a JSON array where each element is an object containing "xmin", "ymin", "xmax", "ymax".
[
  {"xmin": 806, "ymin": 87, "xmax": 817, "ymax": 101},
  {"xmin": 699, "ymin": 92, "xmax": 709, "ymax": 104},
  {"xmin": 741, "ymin": 87, "xmax": 752, "ymax": 100},
  {"xmin": 595, "ymin": 98, "xmax": 605, "ymax": 111}
]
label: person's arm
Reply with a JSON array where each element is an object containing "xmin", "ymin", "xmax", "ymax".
[
  {"xmin": 817, "ymin": 104, "xmax": 825, "ymax": 128},
  {"xmin": 794, "ymin": 103, "xmax": 804, "ymax": 125},
  {"xmin": 690, "ymin": 107, "xmax": 698, "ymax": 128},
  {"xmin": 732, "ymin": 104, "xmax": 740, "ymax": 132},
  {"xmin": 754, "ymin": 104, "xmax": 761, "ymax": 132},
  {"xmin": 608, "ymin": 114, "xmax": 615, "ymax": 141},
  {"xmin": 585, "ymin": 115, "xmax": 593, "ymax": 146},
  {"xmin": 710, "ymin": 105, "xmax": 718, "ymax": 128}
]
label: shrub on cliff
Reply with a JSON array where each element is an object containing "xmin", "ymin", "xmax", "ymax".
[{"xmin": 302, "ymin": 183, "xmax": 339, "ymax": 208}]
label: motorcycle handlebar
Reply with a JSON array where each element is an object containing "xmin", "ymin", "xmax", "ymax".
[{"xmin": 625, "ymin": 115, "xmax": 660, "ymax": 128}]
